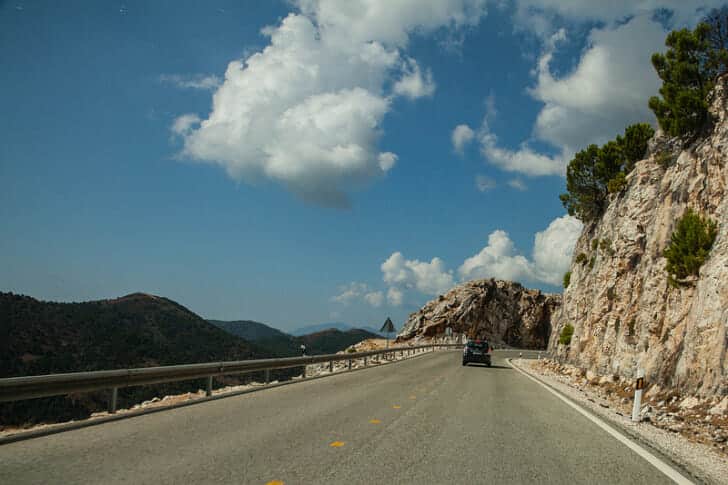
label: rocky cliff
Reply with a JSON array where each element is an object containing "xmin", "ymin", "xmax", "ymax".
[
  {"xmin": 549, "ymin": 76, "xmax": 728, "ymax": 396},
  {"xmin": 397, "ymin": 279, "xmax": 561, "ymax": 349}
]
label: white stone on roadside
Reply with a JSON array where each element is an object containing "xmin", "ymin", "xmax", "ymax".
[
  {"xmin": 644, "ymin": 385, "xmax": 661, "ymax": 398},
  {"xmin": 679, "ymin": 396, "xmax": 700, "ymax": 410},
  {"xmin": 709, "ymin": 396, "xmax": 728, "ymax": 415}
]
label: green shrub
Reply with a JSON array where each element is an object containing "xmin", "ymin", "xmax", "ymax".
[
  {"xmin": 607, "ymin": 172, "xmax": 627, "ymax": 194},
  {"xmin": 575, "ymin": 253, "xmax": 588, "ymax": 265},
  {"xmin": 591, "ymin": 239, "xmax": 599, "ymax": 250},
  {"xmin": 628, "ymin": 318, "xmax": 636, "ymax": 336},
  {"xmin": 607, "ymin": 287, "xmax": 616, "ymax": 300},
  {"xmin": 599, "ymin": 238, "xmax": 614, "ymax": 256},
  {"xmin": 559, "ymin": 324, "xmax": 574, "ymax": 346},
  {"xmin": 614, "ymin": 318, "xmax": 621, "ymax": 335},
  {"xmin": 655, "ymin": 150, "xmax": 674, "ymax": 168},
  {"xmin": 589, "ymin": 256, "xmax": 596, "ymax": 269},
  {"xmin": 563, "ymin": 271, "xmax": 571, "ymax": 288},
  {"xmin": 664, "ymin": 209, "xmax": 718, "ymax": 286}
]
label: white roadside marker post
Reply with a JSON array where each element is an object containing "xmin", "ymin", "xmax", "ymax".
[{"xmin": 632, "ymin": 368, "xmax": 646, "ymax": 422}]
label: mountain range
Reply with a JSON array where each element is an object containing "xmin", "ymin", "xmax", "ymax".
[
  {"xmin": 209, "ymin": 320, "xmax": 380, "ymax": 357},
  {"xmin": 290, "ymin": 321, "xmax": 388, "ymax": 337},
  {"xmin": 0, "ymin": 292, "xmax": 379, "ymax": 427}
]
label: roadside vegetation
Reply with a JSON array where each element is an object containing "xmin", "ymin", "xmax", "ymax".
[
  {"xmin": 560, "ymin": 8, "xmax": 728, "ymax": 224},
  {"xmin": 559, "ymin": 124, "xmax": 653, "ymax": 222},
  {"xmin": 664, "ymin": 209, "xmax": 718, "ymax": 287},
  {"xmin": 562, "ymin": 10, "xmax": 725, "ymax": 290},
  {"xmin": 650, "ymin": 7, "xmax": 728, "ymax": 138},
  {"xmin": 558, "ymin": 324, "xmax": 574, "ymax": 346}
]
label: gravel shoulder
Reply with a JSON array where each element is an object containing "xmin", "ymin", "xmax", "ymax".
[{"xmin": 512, "ymin": 358, "xmax": 728, "ymax": 485}]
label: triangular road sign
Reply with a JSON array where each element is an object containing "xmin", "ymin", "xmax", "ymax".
[{"xmin": 380, "ymin": 317, "xmax": 395, "ymax": 333}]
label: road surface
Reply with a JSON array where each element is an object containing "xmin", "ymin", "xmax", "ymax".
[{"xmin": 2, "ymin": 350, "xmax": 678, "ymax": 484}]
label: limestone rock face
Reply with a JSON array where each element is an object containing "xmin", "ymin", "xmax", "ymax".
[
  {"xmin": 397, "ymin": 279, "xmax": 561, "ymax": 349},
  {"xmin": 549, "ymin": 76, "xmax": 728, "ymax": 396}
]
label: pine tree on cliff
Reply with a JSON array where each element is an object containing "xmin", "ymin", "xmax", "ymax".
[
  {"xmin": 649, "ymin": 7, "xmax": 728, "ymax": 137},
  {"xmin": 560, "ymin": 124, "xmax": 653, "ymax": 222}
]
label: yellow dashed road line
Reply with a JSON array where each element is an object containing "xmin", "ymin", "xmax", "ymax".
[
  {"xmin": 329, "ymin": 441, "xmax": 345, "ymax": 447},
  {"xmin": 369, "ymin": 419, "xmax": 381, "ymax": 424},
  {"xmin": 392, "ymin": 405, "xmax": 401, "ymax": 409},
  {"xmin": 266, "ymin": 481, "xmax": 284, "ymax": 485}
]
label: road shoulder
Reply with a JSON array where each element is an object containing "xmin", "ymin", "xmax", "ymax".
[{"xmin": 511, "ymin": 358, "xmax": 727, "ymax": 485}]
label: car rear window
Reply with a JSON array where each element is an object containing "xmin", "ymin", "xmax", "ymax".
[{"xmin": 466, "ymin": 341, "xmax": 488, "ymax": 349}]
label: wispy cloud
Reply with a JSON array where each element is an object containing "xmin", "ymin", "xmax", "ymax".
[
  {"xmin": 159, "ymin": 74, "xmax": 221, "ymax": 90},
  {"xmin": 508, "ymin": 178, "xmax": 527, "ymax": 191},
  {"xmin": 475, "ymin": 174, "xmax": 496, "ymax": 192}
]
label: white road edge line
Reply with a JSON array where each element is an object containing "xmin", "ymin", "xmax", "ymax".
[{"xmin": 508, "ymin": 359, "xmax": 694, "ymax": 485}]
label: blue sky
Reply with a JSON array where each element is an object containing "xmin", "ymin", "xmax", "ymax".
[{"xmin": 1, "ymin": 1, "xmax": 719, "ymax": 331}]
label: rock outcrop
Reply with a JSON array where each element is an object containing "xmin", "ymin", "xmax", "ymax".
[
  {"xmin": 397, "ymin": 279, "xmax": 561, "ymax": 349},
  {"xmin": 549, "ymin": 76, "xmax": 728, "ymax": 396}
]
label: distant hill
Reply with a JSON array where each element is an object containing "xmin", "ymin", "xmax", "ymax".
[
  {"xmin": 211, "ymin": 320, "xmax": 382, "ymax": 357},
  {"xmin": 209, "ymin": 319, "xmax": 289, "ymax": 341},
  {"xmin": 0, "ymin": 292, "xmax": 292, "ymax": 426},
  {"xmin": 298, "ymin": 328, "xmax": 381, "ymax": 355},
  {"xmin": 210, "ymin": 320, "xmax": 300, "ymax": 357},
  {"xmin": 291, "ymin": 321, "xmax": 386, "ymax": 337}
]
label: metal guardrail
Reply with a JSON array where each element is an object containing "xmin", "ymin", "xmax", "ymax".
[{"xmin": 0, "ymin": 344, "xmax": 462, "ymax": 413}]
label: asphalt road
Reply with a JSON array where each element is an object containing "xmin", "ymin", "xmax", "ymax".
[{"xmin": 2, "ymin": 350, "xmax": 675, "ymax": 484}]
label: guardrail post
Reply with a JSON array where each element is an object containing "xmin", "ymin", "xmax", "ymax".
[
  {"xmin": 303, "ymin": 365, "xmax": 307, "ymax": 378},
  {"xmin": 265, "ymin": 369, "xmax": 270, "ymax": 384},
  {"xmin": 109, "ymin": 387, "xmax": 118, "ymax": 414},
  {"xmin": 206, "ymin": 376, "xmax": 213, "ymax": 397},
  {"xmin": 364, "ymin": 356, "xmax": 368, "ymax": 367},
  {"xmin": 329, "ymin": 360, "xmax": 334, "ymax": 373},
  {"xmin": 348, "ymin": 359, "xmax": 352, "ymax": 370}
]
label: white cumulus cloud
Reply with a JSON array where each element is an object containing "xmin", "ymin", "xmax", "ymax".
[
  {"xmin": 458, "ymin": 230, "xmax": 535, "ymax": 282},
  {"xmin": 381, "ymin": 252, "xmax": 454, "ymax": 296},
  {"xmin": 387, "ymin": 287, "xmax": 404, "ymax": 306},
  {"xmin": 379, "ymin": 215, "xmax": 582, "ymax": 301},
  {"xmin": 528, "ymin": 16, "xmax": 665, "ymax": 159},
  {"xmin": 482, "ymin": 3, "xmax": 722, "ymax": 178},
  {"xmin": 458, "ymin": 215, "xmax": 583, "ymax": 285},
  {"xmin": 532, "ymin": 214, "xmax": 584, "ymax": 285},
  {"xmin": 174, "ymin": 0, "xmax": 487, "ymax": 207}
]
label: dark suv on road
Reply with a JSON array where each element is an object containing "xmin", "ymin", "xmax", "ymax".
[{"xmin": 462, "ymin": 339, "xmax": 492, "ymax": 367}]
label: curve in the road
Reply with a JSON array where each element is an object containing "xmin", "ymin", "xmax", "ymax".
[{"xmin": 1, "ymin": 351, "xmax": 690, "ymax": 485}]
